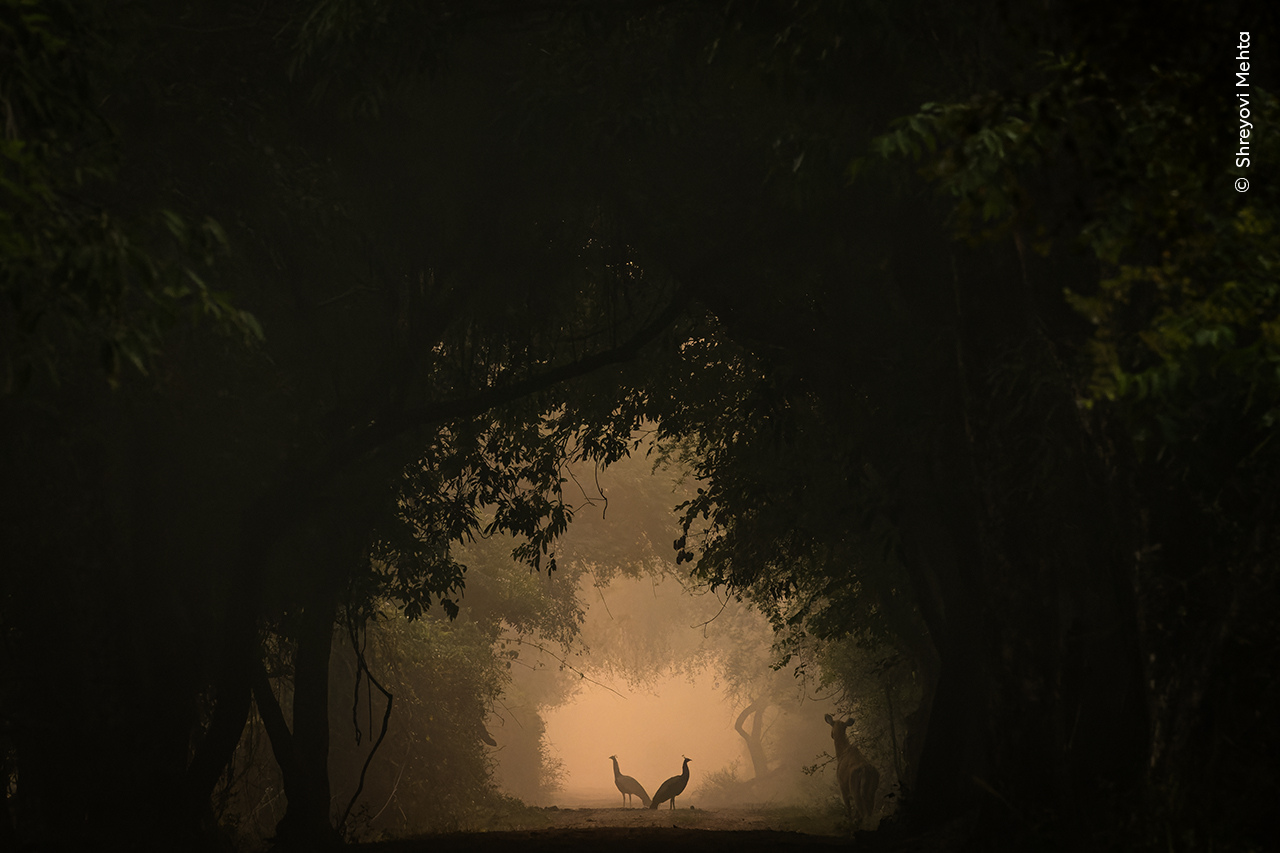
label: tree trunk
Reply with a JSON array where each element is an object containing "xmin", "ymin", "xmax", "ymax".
[
  {"xmin": 895, "ymin": 474, "xmax": 993, "ymax": 824},
  {"xmin": 0, "ymin": 786, "xmax": 16, "ymax": 850},
  {"xmin": 184, "ymin": 663, "xmax": 252, "ymax": 835},
  {"xmin": 276, "ymin": 591, "xmax": 342, "ymax": 849},
  {"xmin": 734, "ymin": 698, "xmax": 770, "ymax": 780},
  {"xmin": 251, "ymin": 657, "xmax": 298, "ymax": 785},
  {"xmin": 184, "ymin": 523, "xmax": 273, "ymax": 838}
]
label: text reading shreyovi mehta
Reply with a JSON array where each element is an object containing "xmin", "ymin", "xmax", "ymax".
[{"xmin": 1236, "ymin": 32, "xmax": 1252, "ymax": 178}]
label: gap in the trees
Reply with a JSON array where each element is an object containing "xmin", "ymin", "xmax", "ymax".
[{"xmin": 479, "ymin": 448, "xmax": 841, "ymax": 813}]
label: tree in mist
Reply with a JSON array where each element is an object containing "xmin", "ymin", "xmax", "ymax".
[
  {"xmin": 486, "ymin": 655, "xmax": 572, "ymax": 806},
  {"xmin": 219, "ymin": 609, "xmax": 511, "ymax": 841}
]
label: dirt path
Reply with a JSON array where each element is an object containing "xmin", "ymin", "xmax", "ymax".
[
  {"xmin": 354, "ymin": 807, "xmax": 971, "ymax": 853},
  {"xmin": 493, "ymin": 805, "xmax": 821, "ymax": 832},
  {"xmin": 361, "ymin": 826, "xmax": 847, "ymax": 853}
]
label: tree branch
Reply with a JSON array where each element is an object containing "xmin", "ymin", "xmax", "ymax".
[
  {"xmin": 250, "ymin": 656, "xmax": 297, "ymax": 783},
  {"xmin": 355, "ymin": 291, "xmax": 688, "ymax": 460},
  {"xmin": 502, "ymin": 635, "xmax": 628, "ymax": 700},
  {"xmin": 247, "ymin": 287, "xmax": 687, "ymax": 549}
]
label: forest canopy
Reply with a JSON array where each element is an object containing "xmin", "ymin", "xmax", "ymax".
[{"xmin": 1, "ymin": 0, "xmax": 1276, "ymax": 851}]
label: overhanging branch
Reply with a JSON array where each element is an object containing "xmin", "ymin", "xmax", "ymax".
[
  {"xmin": 247, "ymin": 288, "xmax": 688, "ymax": 545},
  {"xmin": 352, "ymin": 290, "xmax": 688, "ymax": 459}
]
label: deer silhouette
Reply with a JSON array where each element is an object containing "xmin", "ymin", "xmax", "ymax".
[{"xmin": 824, "ymin": 713, "xmax": 878, "ymax": 827}]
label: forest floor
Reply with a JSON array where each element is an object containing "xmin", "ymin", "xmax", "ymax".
[{"xmin": 354, "ymin": 806, "xmax": 971, "ymax": 853}]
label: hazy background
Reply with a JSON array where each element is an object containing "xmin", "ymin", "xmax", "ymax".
[
  {"xmin": 481, "ymin": 453, "xmax": 843, "ymax": 811},
  {"xmin": 543, "ymin": 669, "xmax": 743, "ymax": 806}
]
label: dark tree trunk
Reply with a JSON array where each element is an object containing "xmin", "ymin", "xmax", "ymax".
[
  {"xmin": 182, "ymin": 479, "xmax": 310, "ymax": 837},
  {"xmin": 184, "ymin": 523, "xmax": 271, "ymax": 838},
  {"xmin": 184, "ymin": 663, "xmax": 252, "ymax": 835},
  {"xmin": 734, "ymin": 698, "xmax": 770, "ymax": 780},
  {"xmin": 276, "ymin": 590, "xmax": 342, "ymax": 849},
  {"xmin": 895, "ymin": 477, "xmax": 993, "ymax": 823},
  {"xmin": 0, "ymin": 787, "xmax": 16, "ymax": 850},
  {"xmin": 251, "ymin": 657, "xmax": 298, "ymax": 786}
]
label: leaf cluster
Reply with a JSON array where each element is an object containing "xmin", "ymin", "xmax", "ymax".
[{"xmin": 1, "ymin": 0, "xmax": 261, "ymax": 393}]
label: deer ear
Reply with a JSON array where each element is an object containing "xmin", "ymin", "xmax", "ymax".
[{"xmin": 824, "ymin": 713, "xmax": 835, "ymax": 725}]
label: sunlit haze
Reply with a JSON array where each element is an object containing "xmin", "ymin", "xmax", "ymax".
[{"xmin": 543, "ymin": 669, "xmax": 744, "ymax": 806}]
